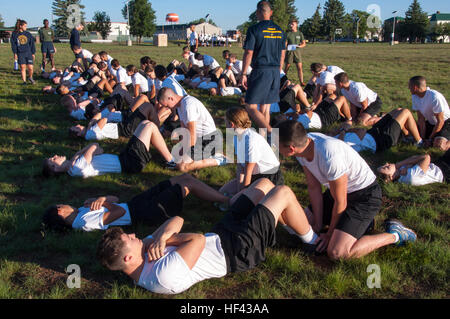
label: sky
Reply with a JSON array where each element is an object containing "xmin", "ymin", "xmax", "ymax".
[{"xmin": 1, "ymin": 0, "xmax": 449, "ymax": 31}]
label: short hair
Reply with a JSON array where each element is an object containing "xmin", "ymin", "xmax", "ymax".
[
  {"xmin": 276, "ymin": 120, "xmax": 308, "ymax": 148},
  {"xmin": 97, "ymin": 227, "xmax": 127, "ymax": 271},
  {"xmin": 409, "ymin": 76, "xmax": 427, "ymax": 88},
  {"xmin": 334, "ymin": 72, "xmax": 349, "ymax": 84},
  {"xmin": 42, "ymin": 206, "xmax": 72, "ymax": 232},
  {"xmin": 182, "ymin": 46, "xmax": 189, "ymax": 53},
  {"xmin": 257, "ymin": 1, "xmax": 272, "ymax": 12},
  {"xmin": 111, "ymin": 59, "xmax": 120, "ymax": 68},
  {"xmin": 144, "ymin": 65, "xmax": 154, "ymax": 74},
  {"xmin": 194, "ymin": 53, "xmax": 203, "ymax": 60},
  {"xmin": 126, "ymin": 65, "xmax": 137, "ymax": 74},
  {"xmin": 310, "ymin": 63, "xmax": 324, "ymax": 73},
  {"xmin": 157, "ymin": 87, "xmax": 175, "ymax": 103},
  {"xmin": 43, "ymin": 19, "xmax": 49, "ymax": 24},
  {"xmin": 85, "ymin": 103, "xmax": 99, "ymax": 120},
  {"xmin": 166, "ymin": 63, "xmax": 175, "ymax": 74},
  {"xmin": 42, "ymin": 158, "xmax": 63, "ymax": 178},
  {"xmin": 226, "ymin": 107, "xmax": 252, "ymax": 129},
  {"xmin": 72, "ymin": 45, "xmax": 81, "ymax": 51},
  {"xmin": 154, "ymin": 65, "xmax": 167, "ymax": 80},
  {"xmin": 229, "ymin": 53, "xmax": 237, "ymax": 60},
  {"xmin": 222, "ymin": 50, "xmax": 230, "ymax": 57},
  {"xmin": 56, "ymin": 84, "xmax": 68, "ymax": 95},
  {"xmin": 98, "ymin": 51, "xmax": 108, "ymax": 57},
  {"xmin": 97, "ymin": 61, "xmax": 107, "ymax": 70}
]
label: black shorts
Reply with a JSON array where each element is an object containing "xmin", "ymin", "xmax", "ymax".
[
  {"xmin": 41, "ymin": 42, "xmax": 55, "ymax": 55},
  {"xmin": 315, "ymin": 100, "xmax": 340, "ymax": 128},
  {"xmin": 250, "ymin": 167, "xmax": 285, "ymax": 186},
  {"xmin": 367, "ymin": 114, "xmax": 402, "ymax": 152},
  {"xmin": 279, "ymin": 88, "xmax": 296, "ymax": 113},
  {"xmin": 118, "ymin": 110, "xmax": 146, "ymax": 138},
  {"xmin": 211, "ymin": 195, "xmax": 276, "ymax": 273},
  {"xmin": 119, "ymin": 136, "xmax": 152, "ymax": 174},
  {"xmin": 362, "ymin": 96, "xmax": 382, "ymax": 116},
  {"xmin": 434, "ymin": 150, "xmax": 450, "ymax": 183},
  {"xmin": 17, "ymin": 52, "xmax": 34, "ymax": 65},
  {"xmin": 127, "ymin": 180, "xmax": 183, "ymax": 226},
  {"xmin": 219, "ymin": 73, "xmax": 232, "ymax": 87},
  {"xmin": 304, "ymin": 83, "xmax": 316, "ymax": 99},
  {"xmin": 245, "ymin": 68, "xmax": 280, "ymax": 105},
  {"xmin": 425, "ymin": 119, "xmax": 450, "ymax": 140},
  {"xmin": 318, "ymin": 181, "xmax": 382, "ymax": 239}
]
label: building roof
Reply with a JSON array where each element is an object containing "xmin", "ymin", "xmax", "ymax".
[
  {"xmin": 430, "ymin": 13, "xmax": 450, "ymax": 22},
  {"xmin": 384, "ymin": 17, "xmax": 405, "ymax": 23}
]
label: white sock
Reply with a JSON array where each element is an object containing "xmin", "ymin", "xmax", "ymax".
[
  {"xmin": 392, "ymin": 232, "xmax": 400, "ymax": 243},
  {"xmin": 299, "ymin": 226, "xmax": 318, "ymax": 244}
]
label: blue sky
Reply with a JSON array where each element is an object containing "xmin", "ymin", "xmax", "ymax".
[{"xmin": 1, "ymin": 0, "xmax": 449, "ymax": 31}]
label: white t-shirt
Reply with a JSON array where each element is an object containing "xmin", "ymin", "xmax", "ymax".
[
  {"xmin": 81, "ymin": 49, "xmax": 93, "ymax": 62},
  {"xmin": 341, "ymin": 81, "xmax": 378, "ymax": 109},
  {"xmin": 317, "ymin": 66, "xmax": 345, "ymax": 86},
  {"xmin": 162, "ymin": 75, "xmax": 188, "ymax": 97},
  {"xmin": 340, "ymin": 132, "xmax": 377, "ymax": 153},
  {"xmin": 85, "ymin": 123, "xmax": 119, "ymax": 141},
  {"xmin": 296, "ymin": 133, "xmax": 376, "ymax": 193},
  {"xmin": 230, "ymin": 60, "xmax": 252, "ymax": 76},
  {"xmin": 235, "ymin": 128, "xmax": 280, "ymax": 175},
  {"xmin": 297, "ymin": 112, "xmax": 322, "ymax": 129},
  {"xmin": 68, "ymin": 154, "xmax": 122, "ymax": 178},
  {"xmin": 189, "ymin": 31, "xmax": 198, "ymax": 46},
  {"xmin": 177, "ymin": 96, "xmax": 217, "ymax": 138},
  {"xmin": 132, "ymin": 72, "xmax": 149, "ymax": 93},
  {"xmin": 188, "ymin": 52, "xmax": 204, "ymax": 67},
  {"xmin": 398, "ymin": 163, "xmax": 444, "ymax": 186},
  {"xmin": 412, "ymin": 88, "xmax": 450, "ymax": 125},
  {"xmin": 220, "ymin": 87, "xmax": 242, "ymax": 96},
  {"xmin": 71, "ymin": 203, "xmax": 131, "ymax": 231},
  {"xmin": 111, "ymin": 66, "xmax": 132, "ymax": 86},
  {"xmin": 137, "ymin": 233, "xmax": 227, "ymax": 294},
  {"xmin": 203, "ymin": 55, "xmax": 220, "ymax": 70}
]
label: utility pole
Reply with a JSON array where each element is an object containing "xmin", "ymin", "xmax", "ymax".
[
  {"xmin": 126, "ymin": 0, "xmax": 132, "ymax": 46},
  {"xmin": 391, "ymin": 10, "xmax": 397, "ymax": 46}
]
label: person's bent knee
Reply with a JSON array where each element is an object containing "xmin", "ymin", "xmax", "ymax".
[{"xmin": 327, "ymin": 247, "xmax": 350, "ymax": 260}]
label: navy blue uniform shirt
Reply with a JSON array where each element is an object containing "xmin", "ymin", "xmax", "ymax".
[
  {"xmin": 11, "ymin": 31, "xmax": 36, "ymax": 55},
  {"xmin": 244, "ymin": 20, "xmax": 286, "ymax": 69},
  {"xmin": 70, "ymin": 28, "xmax": 81, "ymax": 49}
]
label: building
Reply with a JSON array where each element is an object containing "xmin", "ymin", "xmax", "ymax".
[
  {"xmin": 429, "ymin": 12, "xmax": 450, "ymax": 43},
  {"xmin": 85, "ymin": 22, "xmax": 129, "ymax": 41},
  {"xmin": 383, "ymin": 16, "xmax": 405, "ymax": 42},
  {"xmin": 155, "ymin": 22, "xmax": 222, "ymax": 41}
]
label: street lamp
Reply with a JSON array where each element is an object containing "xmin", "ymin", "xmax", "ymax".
[
  {"xmin": 391, "ymin": 10, "xmax": 398, "ymax": 46},
  {"xmin": 356, "ymin": 17, "xmax": 361, "ymax": 43},
  {"xmin": 125, "ymin": 0, "xmax": 132, "ymax": 46}
]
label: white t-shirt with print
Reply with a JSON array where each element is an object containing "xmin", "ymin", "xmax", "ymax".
[
  {"xmin": 132, "ymin": 72, "xmax": 149, "ymax": 93},
  {"xmin": 341, "ymin": 81, "xmax": 378, "ymax": 109},
  {"xmin": 398, "ymin": 163, "xmax": 444, "ymax": 186},
  {"xmin": 137, "ymin": 233, "xmax": 227, "ymax": 295},
  {"xmin": 85, "ymin": 123, "xmax": 119, "ymax": 141},
  {"xmin": 177, "ymin": 96, "xmax": 217, "ymax": 138},
  {"xmin": 412, "ymin": 88, "xmax": 450, "ymax": 125},
  {"xmin": 71, "ymin": 203, "xmax": 131, "ymax": 231},
  {"xmin": 235, "ymin": 128, "xmax": 280, "ymax": 175},
  {"xmin": 340, "ymin": 132, "xmax": 377, "ymax": 153},
  {"xmin": 296, "ymin": 133, "xmax": 376, "ymax": 193},
  {"xmin": 68, "ymin": 154, "xmax": 122, "ymax": 178}
]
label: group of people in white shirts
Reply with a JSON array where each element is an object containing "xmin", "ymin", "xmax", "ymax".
[{"xmin": 37, "ymin": 44, "xmax": 449, "ymax": 296}]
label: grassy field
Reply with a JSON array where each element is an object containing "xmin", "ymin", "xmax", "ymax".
[{"xmin": 0, "ymin": 42, "xmax": 449, "ymax": 299}]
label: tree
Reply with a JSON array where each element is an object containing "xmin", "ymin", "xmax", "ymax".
[
  {"xmin": 236, "ymin": 0, "xmax": 298, "ymax": 34},
  {"xmin": 188, "ymin": 18, "xmax": 217, "ymax": 27},
  {"xmin": 309, "ymin": 3, "xmax": 323, "ymax": 42},
  {"xmin": 403, "ymin": 0, "xmax": 429, "ymax": 43},
  {"xmin": 90, "ymin": 11, "xmax": 111, "ymax": 40},
  {"xmin": 0, "ymin": 14, "xmax": 4, "ymax": 28},
  {"xmin": 322, "ymin": 0, "xmax": 346, "ymax": 41},
  {"xmin": 122, "ymin": 0, "xmax": 156, "ymax": 44},
  {"xmin": 52, "ymin": 0, "xmax": 86, "ymax": 37}
]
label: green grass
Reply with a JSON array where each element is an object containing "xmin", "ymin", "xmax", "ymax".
[{"xmin": 0, "ymin": 42, "xmax": 449, "ymax": 299}]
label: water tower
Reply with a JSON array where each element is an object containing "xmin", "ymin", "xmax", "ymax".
[{"xmin": 164, "ymin": 13, "xmax": 179, "ymax": 33}]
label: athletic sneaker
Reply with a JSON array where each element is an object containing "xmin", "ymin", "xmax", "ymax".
[
  {"xmin": 165, "ymin": 160, "xmax": 177, "ymax": 170},
  {"xmin": 384, "ymin": 219, "xmax": 417, "ymax": 246},
  {"xmin": 28, "ymin": 78, "xmax": 36, "ymax": 85},
  {"xmin": 21, "ymin": 81, "xmax": 27, "ymax": 86},
  {"xmin": 214, "ymin": 192, "xmax": 232, "ymax": 212},
  {"xmin": 40, "ymin": 64, "xmax": 45, "ymax": 73}
]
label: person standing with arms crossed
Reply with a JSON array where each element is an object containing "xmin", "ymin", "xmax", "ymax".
[
  {"xmin": 284, "ymin": 18, "xmax": 306, "ymax": 86},
  {"xmin": 240, "ymin": 1, "xmax": 286, "ymax": 140},
  {"xmin": 39, "ymin": 19, "xmax": 56, "ymax": 72},
  {"xmin": 11, "ymin": 19, "xmax": 36, "ymax": 85}
]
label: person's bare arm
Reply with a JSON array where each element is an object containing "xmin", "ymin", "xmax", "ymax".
[
  {"xmin": 280, "ymin": 50, "xmax": 286, "ymax": 73},
  {"xmin": 71, "ymin": 143, "xmax": 103, "ymax": 165},
  {"xmin": 304, "ymin": 166, "xmax": 324, "ymax": 233},
  {"xmin": 240, "ymin": 49, "xmax": 253, "ymax": 89},
  {"xmin": 242, "ymin": 162, "xmax": 257, "ymax": 189},
  {"xmin": 298, "ymin": 40, "xmax": 306, "ymax": 49},
  {"xmin": 429, "ymin": 112, "xmax": 445, "ymax": 139},
  {"xmin": 417, "ymin": 112, "xmax": 426, "ymax": 139},
  {"xmin": 360, "ymin": 98, "xmax": 369, "ymax": 112},
  {"xmin": 395, "ymin": 154, "xmax": 431, "ymax": 173},
  {"xmin": 187, "ymin": 121, "xmax": 197, "ymax": 147},
  {"xmin": 96, "ymin": 117, "xmax": 108, "ymax": 130},
  {"xmin": 102, "ymin": 202, "xmax": 126, "ymax": 225}
]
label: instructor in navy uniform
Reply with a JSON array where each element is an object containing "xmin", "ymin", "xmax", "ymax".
[{"xmin": 240, "ymin": 1, "xmax": 286, "ymax": 138}]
